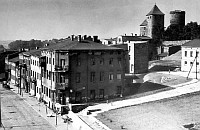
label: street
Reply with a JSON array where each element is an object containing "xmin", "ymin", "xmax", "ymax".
[{"xmin": 0, "ymin": 84, "xmax": 55, "ymax": 130}]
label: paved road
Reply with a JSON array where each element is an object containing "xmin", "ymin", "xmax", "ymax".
[{"xmin": 0, "ymin": 84, "xmax": 55, "ymax": 130}]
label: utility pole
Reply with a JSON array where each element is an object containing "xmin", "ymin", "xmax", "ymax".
[
  {"xmin": 0, "ymin": 83, "xmax": 2, "ymax": 127},
  {"xmin": 19, "ymin": 65, "xmax": 22, "ymax": 95},
  {"xmin": 196, "ymin": 50, "xmax": 198, "ymax": 79}
]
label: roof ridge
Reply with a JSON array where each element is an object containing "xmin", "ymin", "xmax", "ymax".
[{"xmin": 146, "ymin": 4, "xmax": 164, "ymax": 16}]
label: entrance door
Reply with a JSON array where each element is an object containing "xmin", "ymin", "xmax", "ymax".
[
  {"xmin": 90, "ymin": 90, "xmax": 95, "ymax": 100},
  {"xmin": 75, "ymin": 92, "xmax": 82, "ymax": 103}
]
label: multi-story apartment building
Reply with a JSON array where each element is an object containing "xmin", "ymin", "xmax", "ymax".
[
  {"xmin": 40, "ymin": 35, "xmax": 125, "ymax": 108},
  {"xmin": 181, "ymin": 39, "xmax": 200, "ymax": 73},
  {"xmin": 19, "ymin": 49, "xmax": 42, "ymax": 98}
]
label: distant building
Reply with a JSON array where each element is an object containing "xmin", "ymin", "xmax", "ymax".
[
  {"xmin": 170, "ymin": 10, "xmax": 185, "ymax": 28},
  {"xmin": 181, "ymin": 39, "xmax": 200, "ymax": 73},
  {"xmin": 107, "ymin": 35, "xmax": 150, "ymax": 74},
  {"xmin": 140, "ymin": 4, "xmax": 165, "ymax": 39},
  {"xmin": 157, "ymin": 40, "xmax": 190, "ymax": 60}
]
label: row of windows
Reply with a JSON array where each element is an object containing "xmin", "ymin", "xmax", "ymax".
[
  {"xmin": 30, "ymin": 70, "xmax": 41, "ymax": 80},
  {"xmin": 184, "ymin": 61, "xmax": 199, "ymax": 66},
  {"xmin": 40, "ymin": 85, "xmax": 51, "ymax": 98},
  {"xmin": 76, "ymin": 72, "xmax": 122, "ymax": 83},
  {"xmin": 185, "ymin": 51, "xmax": 199, "ymax": 57},
  {"xmin": 77, "ymin": 57, "xmax": 122, "ymax": 66},
  {"xmin": 30, "ymin": 57, "xmax": 55, "ymax": 66}
]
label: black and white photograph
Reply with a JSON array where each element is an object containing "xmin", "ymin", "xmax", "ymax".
[{"xmin": 0, "ymin": 0, "xmax": 200, "ymax": 129}]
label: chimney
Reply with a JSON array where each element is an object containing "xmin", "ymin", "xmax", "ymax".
[
  {"xmin": 131, "ymin": 33, "xmax": 134, "ymax": 36},
  {"xmin": 93, "ymin": 36, "xmax": 98, "ymax": 42},
  {"xmin": 135, "ymin": 34, "xmax": 137, "ymax": 36},
  {"xmin": 83, "ymin": 35, "xmax": 87, "ymax": 40},
  {"xmin": 78, "ymin": 35, "xmax": 81, "ymax": 42},
  {"xmin": 71, "ymin": 35, "xmax": 74, "ymax": 41},
  {"xmin": 124, "ymin": 34, "xmax": 126, "ymax": 36}
]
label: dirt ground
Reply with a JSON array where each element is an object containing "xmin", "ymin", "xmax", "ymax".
[{"xmin": 97, "ymin": 91, "xmax": 200, "ymax": 130}]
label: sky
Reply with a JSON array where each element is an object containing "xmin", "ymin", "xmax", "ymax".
[{"xmin": 1, "ymin": 0, "xmax": 200, "ymax": 41}]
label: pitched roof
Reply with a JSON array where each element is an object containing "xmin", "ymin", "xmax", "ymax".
[
  {"xmin": 23, "ymin": 49, "xmax": 42, "ymax": 57},
  {"xmin": 140, "ymin": 19, "xmax": 148, "ymax": 26},
  {"xmin": 9, "ymin": 57, "xmax": 19, "ymax": 63},
  {"xmin": 146, "ymin": 4, "xmax": 164, "ymax": 16},
  {"xmin": 182, "ymin": 39, "xmax": 200, "ymax": 48},
  {"xmin": 162, "ymin": 40, "xmax": 191, "ymax": 46},
  {"xmin": 45, "ymin": 40, "xmax": 123, "ymax": 51}
]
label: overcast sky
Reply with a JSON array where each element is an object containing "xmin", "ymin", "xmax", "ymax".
[{"xmin": 1, "ymin": 0, "xmax": 200, "ymax": 41}]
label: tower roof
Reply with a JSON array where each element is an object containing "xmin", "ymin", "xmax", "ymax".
[
  {"xmin": 146, "ymin": 4, "xmax": 164, "ymax": 16},
  {"xmin": 140, "ymin": 19, "xmax": 148, "ymax": 26}
]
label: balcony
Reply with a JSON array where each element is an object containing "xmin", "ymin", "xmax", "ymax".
[
  {"xmin": 54, "ymin": 65, "xmax": 69, "ymax": 72},
  {"xmin": 55, "ymin": 82, "xmax": 68, "ymax": 90}
]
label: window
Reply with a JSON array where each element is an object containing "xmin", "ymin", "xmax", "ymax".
[
  {"xmin": 184, "ymin": 61, "xmax": 187, "ymax": 65},
  {"xmin": 197, "ymin": 62, "xmax": 199, "ymax": 65},
  {"xmin": 46, "ymin": 88, "xmax": 48, "ymax": 96},
  {"xmin": 76, "ymin": 73, "xmax": 81, "ymax": 83},
  {"xmin": 109, "ymin": 58, "xmax": 113, "ymax": 65},
  {"xmin": 49, "ymin": 71, "xmax": 51, "ymax": 80},
  {"xmin": 190, "ymin": 62, "xmax": 193, "ymax": 66},
  {"xmin": 77, "ymin": 58, "xmax": 81, "ymax": 66},
  {"xmin": 47, "ymin": 70, "xmax": 48, "ymax": 79},
  {"xmin": 131, "ymin": 64, "xmax": 134, "ymax": 71},
  {"xmin": 99, "ymin": 89, "xmax": 104, "ymax": 99},
  {"xmin": 53, "ymin": 58, "xmax": 54, "ymax": 65},
  {"xmin": 91, "ymin": 58, "xmax": 95, "ymax": 65},
  {"xmin": 90, "ymin": 72, "xmax": 95, "ymax": 82},
  {"xmin": 109, "ymin": 73, "xmax": 114, "ymax": 81},
  {"xmin": 196, "ymin": 51, "xmax": 199, "ymax": 57},
  {"xmin": 49, "ymin": 89, "xmax": 51, "ymax": 98},
  {"xmin": 190, "ymin": 51, "xmax": 193, "ymax": 57},
  {"xmin": 44, "ymin": 86, "xmax": 46, "ymax": 94},
  {"xmin": 49, "ymin": 58, "xmax": 51, "ymax": 64},
  {"xmin": 185, "ymin": 51, "xmax": 187, "ymax": 57},
  {"xmin": 52, "ymin": 72, "xmax": 54, "ymax": 81},
  {"xmin": 100, "ymin": 58, "xmax": 104, "ymax": 65},
  {"xmin": 117, "ymin": 73, "xmax": 122, "ymax": 80},
  {"xmin": 90, "ymin": 90, "xmax": 95, "ymax": 100},
  {"xmin": 60, "ymin": 75, "xmax": 65, "ymax": 83},
  {"xmin": 118, "ymin": 58, "xmax": 121, "ymax": 65},
  {"xmin": 46, "ymin": 57, "xmax": 48, "ymax": 64},
  {"xmin": 100, "ymin": 72, "xmax": 104, "ymax": 81},
  {"xmin": 116, "ymin": 86, "xmax": 122, "ymax": 95},
  {"xmin": 42, "ymin": 85, "xmax": 43, "ymax": 93}
]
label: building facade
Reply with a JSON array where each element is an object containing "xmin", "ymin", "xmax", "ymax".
[
  {"xmin": 181, "ymin": 39, "xmax": 200, "ymax": 73},
  {"xmin": 105, "ymin": 35, "xmax": 150, "ymax": 74},
  {"xmin": 38, "ymin": 35, "xmax": 125, "ymax": 108}
]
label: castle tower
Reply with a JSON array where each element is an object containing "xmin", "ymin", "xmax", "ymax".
[
  {"xmin": 170, "ymin": 10, "xmax": 185, "ymax": 28},
  {"xmin": 140, "ymin": 4, "xmax": 165, "ymax": 39}
]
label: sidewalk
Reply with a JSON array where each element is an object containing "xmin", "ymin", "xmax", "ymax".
[
  {"xmin": 78, "ymin": 71, "xmax": 200, "ymax": 130},
  {"xmin": 8, "ymin": 83, "xmax": 92, "ymax": 130}
]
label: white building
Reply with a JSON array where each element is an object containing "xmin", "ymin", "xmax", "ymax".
[{"xmin": 181, "ymin": 39, "xmax": 200, "ymax": 73}]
